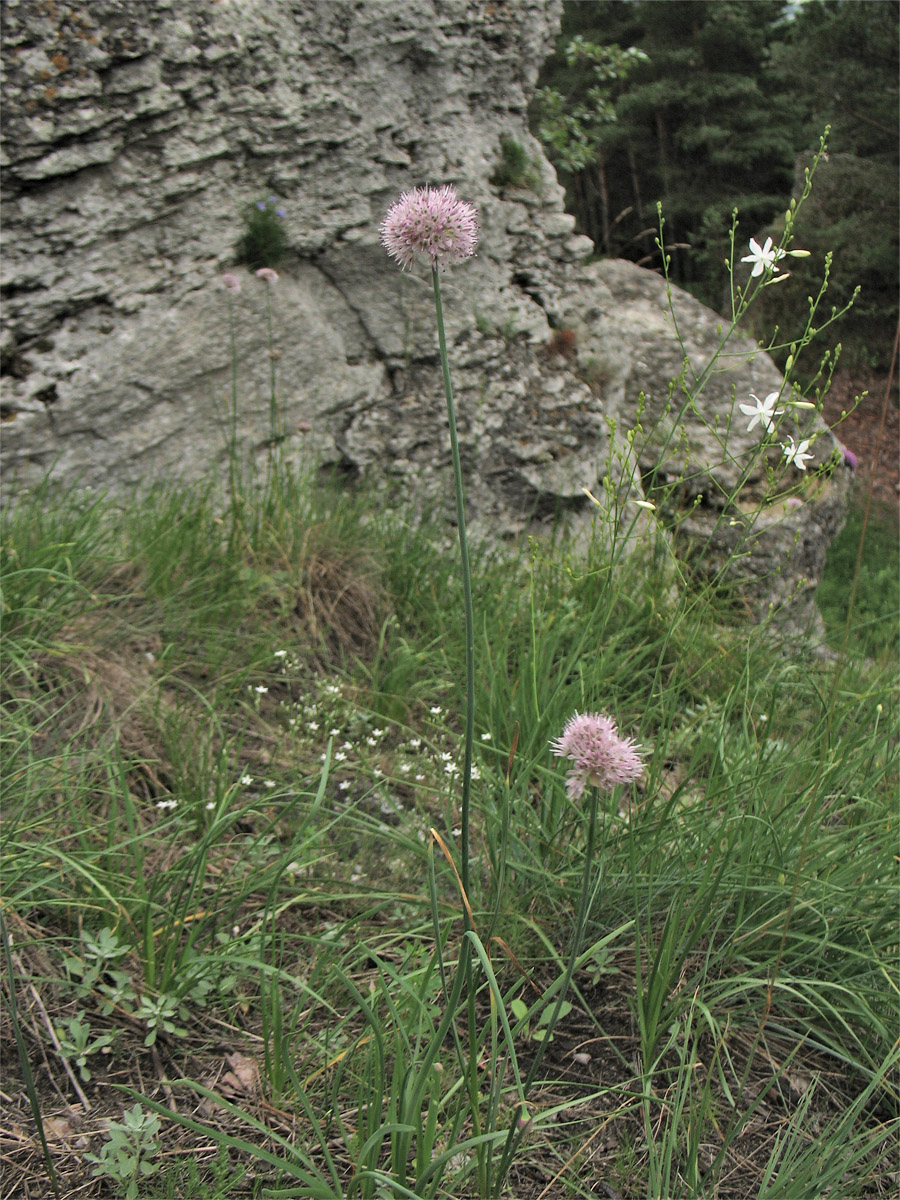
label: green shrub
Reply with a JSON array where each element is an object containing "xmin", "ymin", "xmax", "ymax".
[
  {"xmin": 236, "ymin": 195, "xmax": 289, "ymax": 270},
  {"xmin": 489, "ymin": 134, "xmax": 540, "ymax": 191}
]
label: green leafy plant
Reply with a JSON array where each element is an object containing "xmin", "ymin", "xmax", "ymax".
[
  {"xmin": 489, "ymin": 134, "xmax": 541, "ymax": 192},
  {"xmin": 85, "ymin": 1105, "xmax": 161, "ymax": 1200},
  {"xmin": 134, "ymin": 993, "xmax": 188, "ymax": 1048},
  {"xmin": 236, "ymin": 195, "xmax": 289, "ymax": 270},
  {"xmin": 54, "ymin": 1012, "xmax": 115, "ymax": 1082},
  {"xmin": 509, "ymin": 993, "xmax": 573, "ymax": 1042}
]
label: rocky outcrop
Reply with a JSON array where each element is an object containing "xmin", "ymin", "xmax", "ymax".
[{"xmin": 0, "ymin": 0, "xmax": 847, "ymax": 624}]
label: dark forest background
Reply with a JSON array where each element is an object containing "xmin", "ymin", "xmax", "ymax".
[{"xmin": 530, "ymin": 0, "xmax": 899, "ymax": 372}]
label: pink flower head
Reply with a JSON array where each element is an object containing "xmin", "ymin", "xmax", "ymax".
[
  {"xmin": 380, "ymin": 184, "xmax": 478, "ymax": 272},
  {"xmin": 221, "ymin": 272, "xmax": 241, "ymax": 294},
  {"xmin": 256, "ymin": 267, "xmax": 279, "ymax": 284},
  {"xmin": 550, "ymin": 711, "xmax": 643, "ymax": 800}
]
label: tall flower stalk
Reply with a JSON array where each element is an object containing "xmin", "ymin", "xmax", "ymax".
[
  {"xmin": 255, "ymin": 267, "xmax": 281, "ymax": 486},
  {"xmin": 381, "ymin": 184, "xmax": 479, "ymax": 899},
  {"xmin": 220, "ymin": 273, "xmax": 244, "ymax": 548}
]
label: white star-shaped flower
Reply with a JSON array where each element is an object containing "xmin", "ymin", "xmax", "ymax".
[
  {"xmin": 739, "ymin": 391, "xmax": 784, "ymax": 433},
  {"xmin": 741, "ymin": 237, "xmax": 786, "ymax": 277},
  {"xmin": 782, "ymin": 436, "xmax": 814, "ymax": 471}
]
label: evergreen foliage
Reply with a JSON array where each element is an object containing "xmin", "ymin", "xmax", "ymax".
[{"xmin": 532, "ymin": 0, "xmax": 898, "ymax": 367}]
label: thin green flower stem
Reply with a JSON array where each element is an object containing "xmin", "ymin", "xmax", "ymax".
[
  {"xmin": 262, "ymin": 286, "xmax": 279, "ymax": 482},
  {"xmin": 431, "ymin": 266, "xmax": 483, "ymax": 1185},
  {"xmin": 432, "ymin": 266, "xmax": 475, "ymax": 907},
  {"xmin": 226, "ymin": 296, "xmax": 242, "ymax": 546}
]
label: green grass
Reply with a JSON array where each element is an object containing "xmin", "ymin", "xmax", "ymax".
[
  {"xmin": 816, "ymin": 495, "xmax": 900, "ymax": 661},
  {"xmin": 1, "ymin": 463, "xmax": 897, "ymax": 1199}
]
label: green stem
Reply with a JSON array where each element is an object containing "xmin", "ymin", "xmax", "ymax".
[
  {"xmin": 263, "ymin": 286, "xmax": 279, "ymax": 485},
  {"xmin": 432, "ymin": 266, "xmax": 475, "ymax": 906},
  {"xmin": 227, "ymin": 296, "xmax": 242, "ymax": 546}
]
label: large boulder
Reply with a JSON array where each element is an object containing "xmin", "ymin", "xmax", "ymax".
[{"xmin": 0, "ymin": 0, "xmax": 848, "ymax": 625}]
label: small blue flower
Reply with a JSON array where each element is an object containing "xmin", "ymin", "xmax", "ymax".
[
  {"xmin": 276, "ymin": 208, "xmax": 286, "ymax": 218},
  {"xmin": 256, "ymin": 200, "xmax": 266, "ymax": 211}
]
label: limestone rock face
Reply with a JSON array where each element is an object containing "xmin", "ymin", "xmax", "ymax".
[{"xmin": 0, "ymin": 0, "xmax": 847, "ymax": 622}]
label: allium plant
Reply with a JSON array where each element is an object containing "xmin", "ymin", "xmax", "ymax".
[
  {"xmin": 381, "ymin": 184, "xmax": 479, "ymax": 898},
  {"xmin": 381, "ymin": 184, "xmax": 478, "ymax": 273},
  {"xmin": 220, "ymin": 273, "xmax": 244, "ymax": 545},
  {"xmin": 550, "ymin": 710, "xmax": 644, "ymax": 799}
]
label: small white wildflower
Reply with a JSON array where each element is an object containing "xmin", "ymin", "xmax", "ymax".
[
  {"xmin": 399, "ymin": 762, "xmax": 411, "ymax": 773},
  {"xmin": 782, "ymin": 436, "xmax": 814, "ymax": 471},
  {"xmin": 373, "ymin": 767, "xmax": 383, "ymax": 777},
  {"xmin": 366, "ymin": 736, "xmax": 377, "ymax": 747},
  {"xmin": 741, "ymin": 236, "xmax": 785, "ymax": 277},
  {"xmin": 307, "ymin": 721, "xmax": 319, "ymax": 731},
  {"xmin": 241, "ymin": 773, "xmax": 253, "ymax": 786},
  {"xmin": 263, "ymin": 780, "xmax": 276, "ymax": 789},
  {"xmin": 480, "ymin": 732, "xmax": 492, "ymax": 742},
  {"xmin": 415, "ymin": 773, "xmax": 426, "ymax": 781},
  {"xmin": 440, "ymin": 751, "xmax": 453, "ymax": 762},
  {"xmin": 274, "ymin": 650, "xmax": 287, "ymax": 659},
  {"xmin": 372, "ymin": 728, "xmax": 385, "ymax": 738},
  {"xmin": 254, "ymin": 685, "xmax": 268, "ymax": 695},
  {"xmin": 430, "ymin": 706, "xmax": 442, "ymax": 715},
  {"xmin": 409, "ymin": 738, "xmax": 421, "ymax": 749},
  {"xmin": 205, "ymin": 801, "xmax": 216, "ymax": 810},
  {"xmin": 739, "ymin": 392, "xmax": 783, "ymax": 434},
  {"xmin": 335, "ymin": 752, "xmax": 347, "ymax": 762},
  {"xmin": 471, "ymin": 766, "xmax": 481, "ymax": 780},
  {"xmin": 329, "ymin": 727, "xmax": 341, "ymax": 736},
  {"xmin": 339, "ymin": 780, "xmax": 351, "ymax": 791},
  {"xmin": 156, "ymin": 799, "xmax": 179, "ymax": 810}
]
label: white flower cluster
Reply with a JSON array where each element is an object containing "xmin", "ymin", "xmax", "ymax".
[
  {"xmin": 738, "ymin": 390, "xmax": 814, "ymax": 471},
  {"xmin": 737, "ymin": 237, "xmax": 817, "ymax": 472}
]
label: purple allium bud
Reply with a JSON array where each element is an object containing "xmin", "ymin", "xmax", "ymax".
[
  {"xmin": 550, "ymin": 712, "xmax": 643, "ymax": 800},
  {"xmin": 221, "ymin": 273, "xmax": 241, "ymax": 294},
  {"xmin": 256, "ymin": 267, "xmax": 279, "ymax": 283},
  {"xmin": 380, "ymin": 184, "xmax": 478, "ymax": 272}
]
